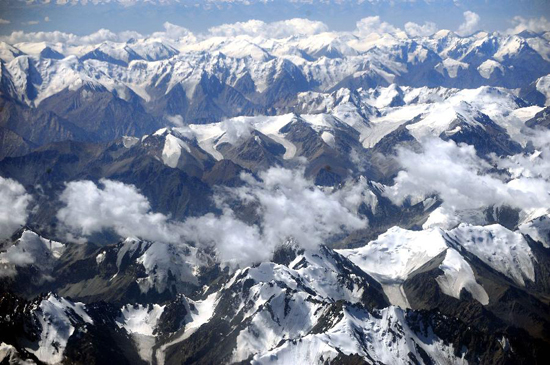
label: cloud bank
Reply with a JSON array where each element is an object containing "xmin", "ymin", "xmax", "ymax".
[
  {"xmin": 0, "ymin": 22, "xmax": 188, "ymax": 46},
  {"xmin": 385, "ymin": 138, "xmax": 550, "ymax": 218},
  {"xmin": 2, "ymin": 13, "xmax": 534, "ymax": 48},
  {"xmin": 56, "ymin": 168, "xmax": 367, "ymax": 266},
  {"xmin": 208, "ymin": 19, "xmax": 329, "ymax": 39},
  {"xmin": 57, "ymin": 179, "xmax": 181, "ymax": 243}
]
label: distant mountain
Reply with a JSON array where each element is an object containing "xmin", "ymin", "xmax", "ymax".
[{"xmin": 0, "ymin": 30, "xmax": 549, "ymax": 159}]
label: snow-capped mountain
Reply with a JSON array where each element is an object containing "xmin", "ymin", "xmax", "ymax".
[
  {"xmin": 1, "ymin": 18, "xmax": 550, "ymax": 365},
  {"xmin": 0, "ymin": 29, "xmax": 549, "ymax": 155},
  {"xmin": 1, "ymin": 226, "xmax": 549, "ymax": 364}
]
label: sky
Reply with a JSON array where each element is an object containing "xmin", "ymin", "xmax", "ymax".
[{"xmin": 0, "ymin": 0, "xmax": 549, "ymax": 37}]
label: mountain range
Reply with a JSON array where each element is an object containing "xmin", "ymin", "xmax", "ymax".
[{"xmin": 1, "ymin": 26, "xmax": 550, "ymax": 364}]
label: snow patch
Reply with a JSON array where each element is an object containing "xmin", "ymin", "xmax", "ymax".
[
  {"xmin": 436, "ymin": 248, "xmax": 489, "ymax": 305},
  {"xmin": 477, "ymin": 59, "xmax": 504, "ymax": 79},
  {"xmin": 161, "ymin": 134, "xmax": 191, "ymax": 168},
  {"xmin": 117, "ymin": 304, "xmax": 165, "ymax": 363}
]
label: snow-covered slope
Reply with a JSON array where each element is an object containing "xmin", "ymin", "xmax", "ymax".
[
  {"xmin": 26, "ymin": 294, "xmax": 93, "ymax": 365},
  {"xmin": 448, "ymin": 224, "xmax": 535, "ymax": 286},
  {"xmin": 156, "ymin": 244, "xmax": 473, "ymax": 364},
  {"xmin": 0, "ymin": 230, "xmax": 64, "ymax": 279},
  {"xmin": 253, "ymin": 305, "xmax": 467, "ymax": 365},
  {"xmin": 339, "ymin": 223, "xmax": 537, "ymax": 307},
  {"xmin": 111, "ymin": 237, "xmax": 208, "ymax": 295},
  {"xmin": 123, "ymin": 83, "xmax": 531, "ymax": 174},
  {"xmin": 117, "ymin": 304, "xmax": 165, "ymax": 362}
]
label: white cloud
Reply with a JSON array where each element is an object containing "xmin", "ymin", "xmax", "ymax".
[
  {"xmin": 457, "ymin": 11, "xmax": 480, "ymax": 36},
  {"xmin": 0, "ymin": 19, "xmax": 10, "ymax": 25},
  {"xmin": 355, "ymin": 16, "xmax": 401, "ymax": 36},
  {"xmin": 385, "ymin": 138, "xmax": 550, "ymax": 214},
  {"xmin": 405, "ymin": 21, "xmax": 438, "ymax": 37},
  {"xmin": 184, "ymin": 168, "xmax": 366, "ymax": 265},
  {"xmin": 165, "ymin": 116, "xmax": 196, "ymax": 139},
  {"xmin": 506, "ymin": 16, "xmax": 550, "ymax": 35},
  {"xmin": 495, "ymin": 131, "xmax": 550, "ymax": 181},
  {"xmin": 22, "ymin": 21, "xmax": 40, "ymax": 26},
  {"xmin": 0, "ymin": 230, "xmax": 65, "ymax": 278},
  {"xmin": 0, "ymin": 30, "xmax": 77, "ymax": 45},
  {"xmin": 180, "ymin": 210, "xmax": 265, "ymax": 266},
  {"xmin": 166, "ymin": 114, "xmax": 186, "ymax": 128},
  {"xmin": 57, "ymin": 179, "xmax": 181, "ymax": 243},
  {"xmin": 0, "ymin": 28, "xmax": 146, "ymax": 47},
  {"xmin": 151, "ymin": 22, "xmax": 194, "ymax": 40},
  {"xmin": 0, "ymin": 176, "xmax": 32, "ymax": 240},
  {"xmin": 79, "ymin": 28, "xmax": 119, "ymax": 44},
  {"xmin": 208, "ymin": 18, "xmax": 329, "ymax": 38},
  {"xmin": 57, "ymin": 168, "xmax": 367, "ymax": 267},
  {"xmin": 220, "ymin": 118, "xmax": 255, "ymax": 145},
  {"xmin": 235, "ymin": 168, "xmax": 366, "ymax": 248}
]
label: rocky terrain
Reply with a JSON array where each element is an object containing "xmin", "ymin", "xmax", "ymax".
[{"xmin": 1, "ymin": 23, "xmax": 550, "ymax": 364}]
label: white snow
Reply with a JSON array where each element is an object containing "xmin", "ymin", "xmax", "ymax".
[
  {"xmin": 493, "ymin": 36, "xmax": 524, "ymax": 62},
  {"xmin": 536, "ymin": 74, "xmax": 550, "ymax": 106},
  {"xmin": 122, "ymin": 136, "xmax": 140, "ymax": 148},
  {"xmin": 339, "ymin": 222, "xmax": 534, "ymax": 305},
  {"xmin": 320, "ymin": 131, "xmax": 335, "ymax": 147},
  {"xmin": 0, "ymin": 343, "xmax": 35, "ymax": 365},
  {"xmin": 477, "ymin": 59, "xmax": 504, "ymax": 79},
  {"xmin": 156, "ymin": 293, "xmax": 218, "ymax": 365},
  {"xmin": 511, "ymin": 105, "xmax": 544, "ymax": 122},
  {"xmin": 0, "ymin": 42, "xmax": 23, "ymax": 62},
  {"xmin": 0, "ymin": 29, "xmax": 547, "ymax": 114},
  {"xmin": 161, "ymin": 133, "xmax": 191, "ymax": 168},
  {"xmin": 436, "ymin": 58, "xmax": 469, "ymax": 78},
  {"xmin": 519, "ymin": 214, "xmax": 550, "ymax": 248},
  {"xmin": 0, "ymin": 230, "xmax": 65, "ymax": 277},
  {"xmin": 27, "ymin": 295, "xmax": 92, "ymax": 365},
  {"xmin": 339, "ymin": 227, "xmax": 448, "ymax": 284},
  {"xmin": 449, "ymin": 224, "xmax": 535, "ymax": 286},
  {"xmin": 423, "ymin": 207, "xmax": 461, "ymax": 230},
  {"xmin": 189, "ymin": 114, "xmax": 298, "ymax": 161},
  {"xmin": 253, "ymin": 306, "xmax": 466, "ymax": 365},
  {"xmin": 117, "ymin": 304, "xmax": 165, "ymax": 363},
  {"xmin": 338, "ymin": 227, "xmax": 448, "ymax": 307},
  {"xmin": 118, "ymin": 304, "xmax": 165, "ymax": 336},
  {"xmin": 114, "ymin": 237, "xmax": 203, "ymax": 295},
  {"xmin": 436, "ymin": 248, "xmax": 489, "ymax": 305},
  {"xmin": 135, "ymin": 241, "xmax": 201, "ymax": 294}
]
